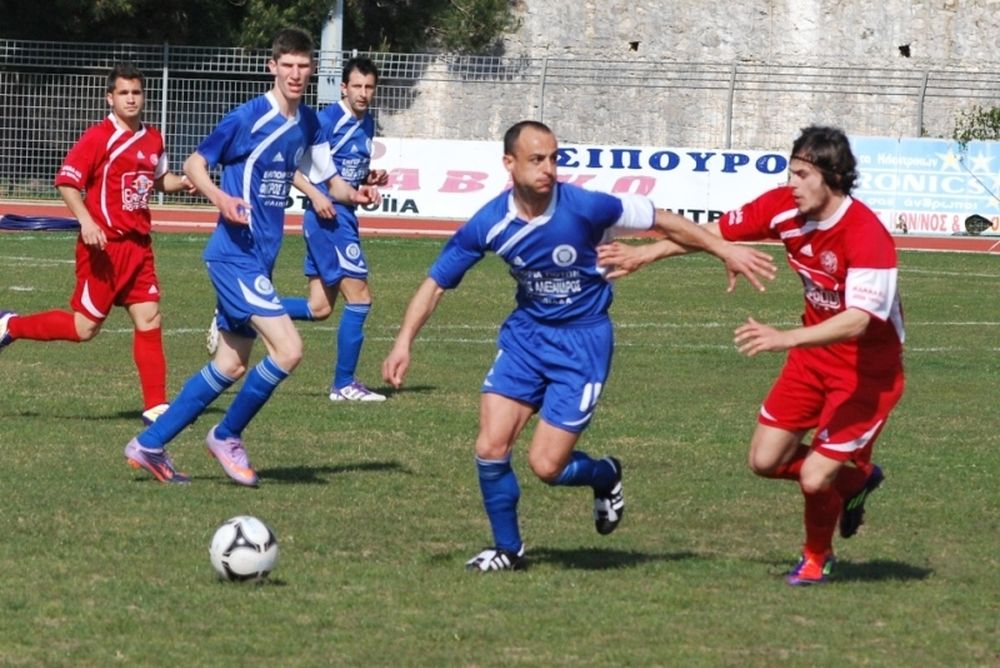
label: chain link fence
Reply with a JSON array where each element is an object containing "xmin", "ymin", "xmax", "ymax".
[{"xmin": 2, "ymin": 38, "xmax": 998, "ymax": 202}]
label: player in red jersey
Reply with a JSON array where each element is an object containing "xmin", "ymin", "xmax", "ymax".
[
  {"xmin": 598, "ymin": 126, "xmax": 903, "ymax": 586},
  {"xmin": 0, "ymin": 63, "xmax": 195, "ymax": 425}
]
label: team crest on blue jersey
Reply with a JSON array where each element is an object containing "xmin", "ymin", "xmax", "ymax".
[
  {"xmin": 254, "ymin": 275, "xmax": 275, "ymax": 295},
  {"xmin": 552, "ymin": 245, "xmax": 577, "ymax": 267},
  {"xmin": 345, "ymin": 243, "xmax": 362, "ymax": 260}
]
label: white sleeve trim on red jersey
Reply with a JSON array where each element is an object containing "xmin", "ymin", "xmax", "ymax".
[
  {"xmin": 846, "ymin": 266, "xmax": 897, "ymax": 320},
  {"xmin": 612, "ymin": 194, "xmax": 655, "ymax": 231},
  {"xmin": 154, "ymin": 152, "xmax": 169, "ymax": 180}
]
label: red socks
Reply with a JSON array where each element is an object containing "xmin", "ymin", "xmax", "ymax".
[
  {"xmin": 7, "ymin": 310, "xmax": 81, "ymax": 341},
  {"xmin": 133, "ymin": 327, "xmax": 167, "ymax": 409},
  {"xmin": 802, "ymin": 486, "xmax": 841, "ymax": 556}
]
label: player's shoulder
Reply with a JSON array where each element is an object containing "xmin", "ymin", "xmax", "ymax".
[
  {"xmin": 844, "ymin": 196, "xmax": 882, "ymax": 224},
  {"xmin": 843, "ymin": 197, "xmax": 893, "ymax": 242},
  {"xmin": 361, "ymin": 111, "xmax": 376, "ymax": 134},
  {"xmin": 756, "ymin": 184, "xmax": 797, "ymax": 210},
  {"xmin": 297, "ymin": 103, "xmax": 323, "ymax": 128},
  {"xmin": 231, "ymin": 93, "xmax": 274, "ymax": 120},
  {"xmin": 557, "ymin": 182, "xmax": 614, "ymax": 205},
  {"xmin": 140, "ymin": 122, "xmax": 165, "ymax": 141},
  {"xmin": 556, "ymin": 183, "xmax": 623, "ymax": 219},
  {"xmin": 77, "ymin": 116, "xmax": 115, "ymax": 141},
  {"xmin": 464, "ymin": 190, "xmax": 513, "ymax": 231},
  {"xmin": 320, "ymin": 100, "xmax": 347, "ymax": 122}
]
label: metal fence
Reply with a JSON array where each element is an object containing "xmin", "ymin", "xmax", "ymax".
[{"xmin": 2, "ymin": 38, "xmax": 998, "ymax": 202}]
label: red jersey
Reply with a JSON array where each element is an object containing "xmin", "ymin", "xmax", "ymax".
[
  {"xmin": 55, "ymin": 115, "xmax": 169, "ymax": 238},
  {"xmin": 719, "ymin": 186, "xmax": 904, "ymax": 373}
]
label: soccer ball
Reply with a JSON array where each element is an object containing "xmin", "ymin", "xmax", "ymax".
[{"xmin": 209, "ymin": 516, "xmax": 279, "ymax": 582}]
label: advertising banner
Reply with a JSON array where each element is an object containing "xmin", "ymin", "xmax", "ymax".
[{"xmin": 289, "ymin": 136, "xmax": 999, "ymax": 237}]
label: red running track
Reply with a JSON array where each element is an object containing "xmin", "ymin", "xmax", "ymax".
[{"xmin": 2, "ymin": 200, "xmax": 999, "ymax": 253}]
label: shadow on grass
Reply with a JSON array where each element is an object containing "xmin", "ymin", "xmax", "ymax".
[
  {"xmin": 833, "ymin": 559, "xmax": 934, "ymax": 582},
  {"xmin": 116, "ymin": 406, "xmax": 225, "ymax": 423},
  {"xmin": 429, "ymin": 547, "xmax": 699, "ymax": 571},
  {"xmin": 757, "ymin": 556, "xmax": 933, "ymax": 583},
  {"xmin": 258, "ymin": 460, "xmax": 410, "ymax": 485},
  {"xmin": 530, "ymin": 546, "xmax": 699, "ymax": 570}
]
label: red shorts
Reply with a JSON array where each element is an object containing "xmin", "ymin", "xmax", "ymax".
[
  {"xmin": 70, "ymin": 235, "xmax": 160, "ymax": 322},
  {"xmin": 758, "ymin": 349, "xmax": 904, "ymax": 463}
]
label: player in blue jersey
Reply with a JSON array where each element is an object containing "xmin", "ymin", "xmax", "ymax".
[
  {"xmin": 123, "ymin": 28, "xmax": 377, "ymax": 486},
  {"xmin": 281, "ymin": 56, "xmax": 391, "ymax": 402},
  {"xmin": 381, "ymin": 120, "xmax": 777, "ymax": 570}
]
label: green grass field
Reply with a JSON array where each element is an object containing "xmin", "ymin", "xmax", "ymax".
[{"xmin": 0, "ymin": 231, "xmax": 997, "ymax": 666}]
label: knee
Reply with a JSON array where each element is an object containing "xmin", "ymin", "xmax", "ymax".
[
  {"xmin": 272, "ymin": 348, "xmax": 302, "ymax": 372},
  {"xmin": 747, "ymin": 451, "xmax": 778, "ymax": 478},
  {"xmin": 309, "ymin": 301, "xmax": 333, "ymax": 320},
  {"xmin": 474, "ymin": 436, "xmax": 512, "ymax": 464},
  {"xmin": 798, "ymin": 469, "xmax": 832, "ymax": 495},
  {"xmin": 527, "ymin": 450, "xmax": 563, "ymax": 484},
  {"xmin": 76, "ymin": 319, "xmax": 102, "ymax": 341},
  {"xmin": 213, "ymin": 358, "xmax": 247, "ymax": 379}
]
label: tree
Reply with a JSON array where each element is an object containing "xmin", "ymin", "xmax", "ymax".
[
  {"xmin": 953, "ymin": 105, "xmax": 1000, "ymax": 151},
  {"xmin": 0, "ymin": 0, "xmax": 245, "ymax": 46},
  {"xmin": 0, "ymin": 0, "xmax": 519, "ymax": 54},
  {"xmin": 241, "ymin": 0, "xmax": 518, "ymax": 53}
]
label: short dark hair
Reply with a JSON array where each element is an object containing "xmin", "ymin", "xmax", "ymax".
[
  {"xmin": 791, "ymin": 125, "xmax": 858, "ymax": 195},
  {"xmin": 106, "ymin": 63, "xmax": 144, "ymax": 93},
  {"xmin": 503, "ymin": 120, "xmax": 554, "ymax": 156},
  {"xmin": 271, "ymin": 28, "xmax": 314, "ymax": 61},
  {"xmin": 343, "ymin": 56, "xmax": 379, "ymax": 84}
]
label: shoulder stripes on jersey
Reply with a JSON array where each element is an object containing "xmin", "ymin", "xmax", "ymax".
[
  {"xmin": 99, "ymin": 123, "xmax": 147, "ymax": 229},
  {"xmin": 492, "ymin": 189, "xmax": 559, "ymax": 257},
  {"xmin": 252, "ymin": 94, "xmax": 282, "ymax": 134},
  {"xmin": 329, "ymin": 100, "xmax": 360, "ymax": 155},
  {"xmin": 243, "ymin": 99, "xmax": 298, "ymax": 234}
]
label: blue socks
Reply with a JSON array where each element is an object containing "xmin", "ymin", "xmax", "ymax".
[
  {"xmin": 138, "ymin": 362, "xmax": 236, "ymax": 449},
  {"xmin": 215, "ymin": 356, "xmax": 290, "ymax": 439},
  {"xmin": 476, "ymin": 456, "xmax": 522, "ymax": 553},
  {"xmin": 334, "ymin": 303, "xmax": 370, "ymax": 389},
  {"xmin": 552, "ymin": 450, "xmax": 616, "ymax": 490},
  {"xmin": 281, "ymin": 297, "xmax": 313, "ymax": 321}
]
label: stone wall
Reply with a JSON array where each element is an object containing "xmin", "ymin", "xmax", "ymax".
[
  {"xmin": 376, "ymin": 1, "xmax": 1000, "ymax": 149},
  {"xmin": 506, "ymin": 0, "xmax": 1000, "ymax": 67}
]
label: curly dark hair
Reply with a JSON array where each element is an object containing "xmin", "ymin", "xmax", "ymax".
[{"xmin": 791, "ymin": 126, "xmax": 859, "ymax": 195}]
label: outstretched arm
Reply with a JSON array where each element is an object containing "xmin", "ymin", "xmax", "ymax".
[
  {"xmin": 156, "ymin": 172, "xmax": 198, "ymax": 196},
  {"xmin": 734, "ymin": 308, "xmax": 871, "ymax": 356},
  {"xmin": 600, "ymin": 214, "xmax": 777, "ymax": 292},
  {"xmin": 651, "ymin": 212, "xmax": 776, "ymax": 292},
  {"xmin": 381, "ymin": 277, "xmax": 447, "ymax": 389},
  {"xmin": 598, "ymin": 238, "xmax": 690, "ymax": 279}
]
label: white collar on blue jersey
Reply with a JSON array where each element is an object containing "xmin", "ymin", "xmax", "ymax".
[
  {"xmin": 265, "ymin": 90, "xmax": 301, "ymax": 121},
  {"xmin": 506, "ymin": 183, "xmax": 558, "ymax": 225}
]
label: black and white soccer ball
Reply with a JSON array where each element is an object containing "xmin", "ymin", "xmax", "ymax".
[{"xmin": 209, "ymin": 516, "xmax": 279, "ymax": 582}]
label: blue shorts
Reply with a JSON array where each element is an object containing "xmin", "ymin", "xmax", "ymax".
[
  {"xmin": 206, "ymin": 259, "xmax": 287, "ymax": 339},
  {"xmin": 482, "ymin": 310, "xmax": 613, "ymax": 433},
  {"xmin": 302, "ymin": 204, "xmax": 368, "ymax": 285}
]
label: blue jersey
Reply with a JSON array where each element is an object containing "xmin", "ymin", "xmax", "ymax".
[
  {"xmin": 318, "ymin": 99, "xmax": 374, "ymax": 191},
  {"xmin": 429, "ymin": 183, "xmax": 655, "ymax": 324},
  {"xmin": 199, "ymin": 92, "xmax": 335, "ymax": 272}
]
